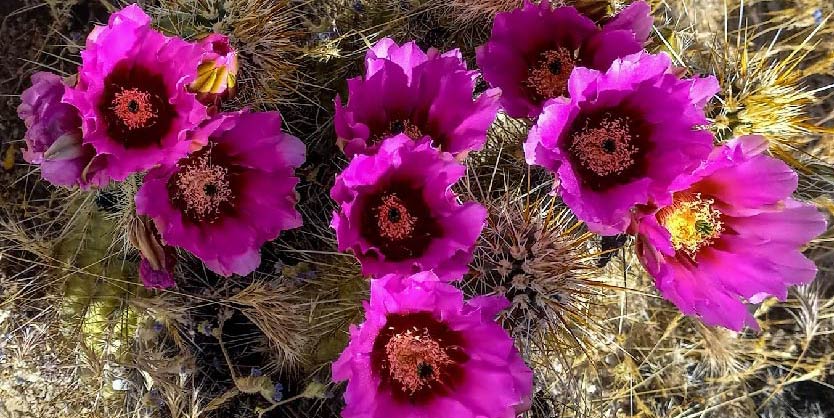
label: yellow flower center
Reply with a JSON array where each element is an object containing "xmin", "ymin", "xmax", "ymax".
[{"xmin": 659, "ymin": 194, "xmax": 723, "ymax": 257}]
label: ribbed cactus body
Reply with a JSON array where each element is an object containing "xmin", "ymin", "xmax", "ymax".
[{"xmin": 57, "ymin": 201, "xmax": 141, "ymax": 366}]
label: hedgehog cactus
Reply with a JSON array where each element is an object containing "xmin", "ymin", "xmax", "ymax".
[
  {"xmin": 469, "ymin": 194, "xmax": 604, "ymax": 346},
  {"xmin": 58, "ymin": 198, "xmax": 141, "ymax": 366}
]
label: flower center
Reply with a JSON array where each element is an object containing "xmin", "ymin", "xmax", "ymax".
[
  {"xmin": 659, "ymin": 193, "xmax": 723, "ymax": 257},
  {"xmin": 373, "ymin": 119, "xmax": 424, "ymax": 145},
  {"xmin": 360, "ymin": 180, "xmax": 442, "ymax": 262},
  {"xmin": 169, "ymin": 146, "xmax": 235, "ymax": 223},
  {"xmin": 384, "ymin": 330, "xmax": 453, "ymax": 395},
  {"xmin": 110, "ymin": 88, "xmax": 158, "ymax": 130},
  {"xmin": 375, "ymin": 194, "xmax": 417, "ymax": 241},
  {"xmin": 526, "ymin": 47, "xmax": 576, "ymax": 100},
  {"xmin": 569, "ymin": 113, "xmax": 640, "ymax": 177},
  {"xmin": 370, "ymin": 312, "xmax": 468, "ymax": 404},
  {"xmin": 99, "ymin": 61, "xmax": 176, "ymax": 149}
]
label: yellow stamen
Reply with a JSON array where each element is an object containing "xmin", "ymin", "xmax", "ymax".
[
  {"xmin": 659, "ymin": 193, "xmax": 723, "ymax": 257},
  {"xmin": 191, "ymin": 61, "xmax": 237, "ymax": 95}
]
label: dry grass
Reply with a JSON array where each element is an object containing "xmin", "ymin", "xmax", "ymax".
[
  {"xmin": 655, "ymin": 0, "xmax": 834, "ymax": 197},
  {"xmin": 0, "ymin": 175, "xmax": 140, "ymax": 417},
  {"xmin": 445, "ymin": 0, "xmax": 525, "ymax": 26}
]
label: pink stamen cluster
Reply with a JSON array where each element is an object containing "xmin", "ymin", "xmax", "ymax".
[
  {"xmin": 175, "ymin": 151, "xmax": 232, "ymax": 222},
  {"xmin": 374, "ymin": 120, "xmax": 424, "ymax": 145},
  {"xmin": 569, "ymin": 114, "xmax": 639, "ymax": 177},
  {"xmin": 111, "ymin": 87, "xmax": 157, "ymax": 129},
  {"xmin": 385, "ymin": 329, "xmax": 452, "ymax": 394},
  {"xmin": 525, "ymin": 48, "xmax": 576, "ymax": 99},
  {"xmin": 375, "ymin": 194, "xmax": 416, "ymax": 240}
]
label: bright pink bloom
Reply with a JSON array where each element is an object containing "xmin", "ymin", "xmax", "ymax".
[
  {"xmin": 476, "ymin": 0, "xmax": 653, "ymax": 118},
  {"xmin": 525, "ymin": 52, "xmax": 718, "ymax": 234},
  {"xmin": 633, "ymin": 136, "xmax": 827, "ymax": 331},
  {"xmin": 331, "ymin": 135, "xmax": 487, "ymax": 279},
  {"xmin": 64, "ymin": 4, "xmax": 208, "ymax": 181},
  {"xmin": 335, "ymin": 38, "xmax": 500, "ymax": 158},
  {"xmin": 135, "ymin": 111, "xmax": 305, "ymax": 277},
  {"xmin": 333, "ymin": 272, "xmax": 533, "ymax": 418}
]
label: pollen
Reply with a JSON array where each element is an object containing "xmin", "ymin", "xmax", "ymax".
[
  {"xmin": 569, "ymin": 113, "xmax": 639, "ymax": 177},
  {"xmin": 375, "ymin": 194, "xmax": 416, "ymax": 240},
  {"xmin": 174, "ymin": 151, "xmax": 233, "ymax": 223},
  {"xmin": 110, "ymin": 88, "xmax": 157, "ymax": 130},
  {"xmin": 385, "ymin": 329, "xmax": 452, "ymax": 395},
  {"xmin": 659, "ymin": 193, "xmax": 724, "ymax": 257},
  {"xmin": 525, "ymin": 47, "xmax": 576, "ymax": 99},
  {"xmin": 374, "ymin": 119, "xmax": 424, "ymax": 144}
]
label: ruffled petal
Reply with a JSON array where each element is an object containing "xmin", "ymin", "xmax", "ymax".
[
  {"xmin": 334, "ymin": 272, "xmax": 532, "ymax": 418},
  {"xmin": 135, "ymin": 110, "xmax": 304, "ymax": 277},
  {"xmin": 603, "ymin": 1, "xmax": 653, "ymax": 43},
  {"xmin": 526, "ymin": 52, "xmax": 714, "ymax": 234},
  {"xmin": 332, "ymin": 135, "xmax": 484, "ymax": 280},
  {"xmin": 634, "ymin": 136, "xmax": 826, "ymax": 331},
  {"xmin": 17, "ymin": 71, "xmax": 106, "ymax": 189},
  {"xmin": 338, "ymin": 38, "xmax": 490, "ymax": 158}
]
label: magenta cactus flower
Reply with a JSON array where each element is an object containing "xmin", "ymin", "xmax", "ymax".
[
  {"xmin": 63, "ymin": 4, "xmax": 208, "ymax": 181},
  {"xmin": 525, "ymin": 52, "xmax": 718, "ymax": 234},
  {"xmin": 190, "ymin": 33, "xmax": 239, "ymax": 106},
  {"xmin": 332, "ymin": 271, "xmax": 533, "ymax": 418},
  {"xmin": 17, "ymin": 72, "xmax": 109, "ymax": 188},
  {"xmin": 331, "ymin": 135, "xmax": 487, "ymax": 279},
  {"xmin": 476, "ymin": 0, "xmax": 653, "ymax": 118},
  {"xmin": 139, "ymin": 254, "xmax": 176, "ymax": 290},
  {"xmin": 633, "ymin": 136, "xmax": 827, "ymax": 331},
  {"xmin": 335, "ymin": 38, "xmax": 500, "ymax": 158},
  {"xmin": 131, "ymin": 216, "xmax": 178, "ymax": 290},
  {"xmin": 135, "ymin": 111, "xmax": 305, "ymax": 277}
]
